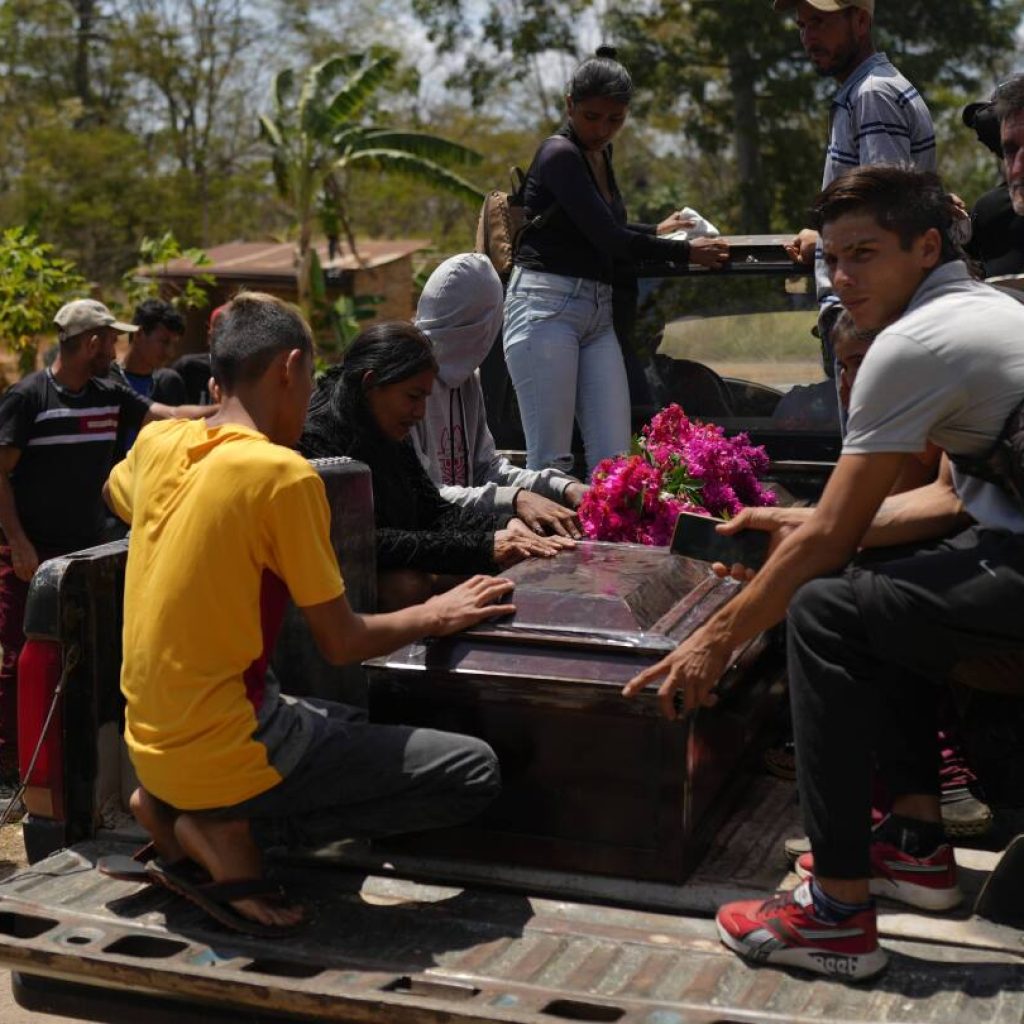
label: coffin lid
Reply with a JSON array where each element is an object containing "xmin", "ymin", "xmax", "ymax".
[{"xmin": 465, "ymin": 541, "xmax": 736, "ymax": 655}]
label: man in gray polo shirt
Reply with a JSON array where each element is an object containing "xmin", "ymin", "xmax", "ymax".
[
  {"xmin": 624, "ymin": 166, "xmax": 1024, "ymax": 980},
  {"xmin": 776, "ymin": 0, "xmax": 936, "ymax": 358}
]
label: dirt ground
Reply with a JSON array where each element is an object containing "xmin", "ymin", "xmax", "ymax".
[
  {"xmin": 0, "ymin": 820, "xmax": 81, "ymax": 1023},
  {"xmin": 0, "ymin": 814, "xmax": 25, "ymax": 881}
]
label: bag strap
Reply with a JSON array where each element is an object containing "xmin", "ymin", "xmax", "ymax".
[
  {"xmin": 514, "ymin": 139, "xmax": 561, "ymax": 243},
  {"xmin": 950, "ymin": 394, "xmax": 1024, "ymax": 508}
]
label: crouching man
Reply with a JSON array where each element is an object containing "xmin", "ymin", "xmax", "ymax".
[
  {"xmin": 625, "ymin": 166, "xmax": 1024, "ymax": 980},
  {"xmin": 103, "ymin": 292, "xmax": 513, "ymax": 936}
]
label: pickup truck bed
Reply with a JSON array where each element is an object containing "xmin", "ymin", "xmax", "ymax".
[
  {"xmin": 4, "ymin": 458, "xmax": 1023, "ymax": 1022},
  {"xmin": 3, "ymin": 771, "xmax": 1022, "ymax": 1024}
]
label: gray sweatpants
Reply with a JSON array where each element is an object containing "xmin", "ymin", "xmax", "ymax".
[{"xmin": 202, "ymin": 700, "xmax": 500, "ymax": 849}]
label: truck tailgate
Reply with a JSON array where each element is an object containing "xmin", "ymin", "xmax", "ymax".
[{"xmin": 1, "ymin": 839, "xmax": 1023, "ymax": 1024}]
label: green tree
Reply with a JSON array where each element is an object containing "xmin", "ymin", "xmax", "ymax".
[
  {"xmin": 257, "ymin": 51, "xmax": 484, "ymax": 321},
  {"xmin": 120, "ymin": 231, "xmax": 214, "ymax": 318},
  {"xmin": 611, "ymin": 0, "xmax": 1024, "ymax": 231},
  {"xmin": 411, "ymin": 0, "xmax": 593, "ymax": 123},
  {"xmin": 113, "ymin": 0, "xmax": 264, "ymax": 244},
  {"xmin": 0, "ymin": 227, "xmax": 86, "ymax": 377}
]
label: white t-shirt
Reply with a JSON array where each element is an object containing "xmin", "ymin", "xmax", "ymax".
[{"xmin": 844, "ymin": 261, "xmax": 1024, "ymax": 532}]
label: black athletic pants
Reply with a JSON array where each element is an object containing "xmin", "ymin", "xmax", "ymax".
[{"xmin": 787, "ymin": 526, "xmax": 1024, "ymax": 878}]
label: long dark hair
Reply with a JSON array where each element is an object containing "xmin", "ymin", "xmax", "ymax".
[
  {"xmin": 567, "ymin": 45, "xmax": 633, "ymax": 105},
  {"xmin": 298, "ymin": 321, "xmax": 437, "ymax": 458}
]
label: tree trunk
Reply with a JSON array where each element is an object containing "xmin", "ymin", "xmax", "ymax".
[
  {"xmin": 296, "ymin": 220, "xmax": 313, "ymax": 315},
  {"xmin": 71, "ymin": 0, "xmax": 96, "ymax": 109},
  {"xmin": 728, "ymin": 46, "xmax": 770, "ymax": 233}
]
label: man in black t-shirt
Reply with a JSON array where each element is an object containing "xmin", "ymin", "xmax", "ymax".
[{"xmin": 0, "ymin": 299, "xmax": 212, "ymax": 787}]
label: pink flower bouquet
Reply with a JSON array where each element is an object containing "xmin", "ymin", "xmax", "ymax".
[{"xmin": 578, "ymin": 404, "xmax": 776, "ymax": 546}]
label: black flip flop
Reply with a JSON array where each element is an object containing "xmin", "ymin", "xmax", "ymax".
[
  {"xmin": 98, "ymin": 842, "xmax": 208, "ymax": 885},
  {"xmin": 146, "ymin": 860, "xmax": 306, "ymax": 939}
]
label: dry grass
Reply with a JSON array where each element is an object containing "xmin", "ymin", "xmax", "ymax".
[{"xmin": 659, "ymin": 310, "xmax": 819, "ymax": 363}]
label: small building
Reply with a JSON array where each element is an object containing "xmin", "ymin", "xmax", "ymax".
[{"xmin": 141, "ymin": 238, "xmax": 430, "ymax": 354}]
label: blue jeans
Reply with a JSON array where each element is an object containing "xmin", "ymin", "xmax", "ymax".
[{"xmin": 503, "ymin": 267, "xmax": 631, "ymax": 477}]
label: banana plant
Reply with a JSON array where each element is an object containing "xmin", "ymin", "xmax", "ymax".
[{"xmin": 258, "ymin": 52, "xmax": 483, "ymax": 339}]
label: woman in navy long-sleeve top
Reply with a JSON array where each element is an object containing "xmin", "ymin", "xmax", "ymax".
[{"xmin": 503, "ymin": 47, "xmax": 729, "ymax": 477}]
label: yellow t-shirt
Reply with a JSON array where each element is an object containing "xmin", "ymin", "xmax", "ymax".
[{"xmin": 107, "ymin": 418, "xmax": 345, "ymax": 809}]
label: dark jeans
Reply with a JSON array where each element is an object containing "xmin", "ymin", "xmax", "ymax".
[
  {"xmin": 199, "ymin": 699, "xmax": 500, "ymax": 850},
  {"xmin": 788, "ymin": 526, "xmax": 1024, "ymax": 878}
]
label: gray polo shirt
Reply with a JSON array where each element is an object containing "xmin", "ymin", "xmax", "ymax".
[{"xmin": 844, "ymin": 261, "xmax": 1024, "ymax": 532}]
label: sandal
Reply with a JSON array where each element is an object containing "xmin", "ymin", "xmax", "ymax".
[
  {"xmin": 146, "ymin": 860, "xmax": 306, "ymax": 938},
  {"xmin": 98, "ymin": 841, "xmax": 208, "ymax": 884}
]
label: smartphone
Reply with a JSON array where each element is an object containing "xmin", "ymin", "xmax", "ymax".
[{"xmin": 670, "ymin": 511, "xmax": 771, "ymax": 570}]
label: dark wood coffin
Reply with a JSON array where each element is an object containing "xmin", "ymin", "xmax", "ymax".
[{"xmin": 366, "ymin": 541, "xmax": 784, "ymax": 883}]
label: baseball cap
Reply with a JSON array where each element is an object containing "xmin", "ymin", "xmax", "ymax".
[
  {"xmin": 53, "ymin": 299, "xmax": 138, "ymax": 341},
  {"xmin": 773, "ymin": 0, "xmax": 874, "ymax": 13}
]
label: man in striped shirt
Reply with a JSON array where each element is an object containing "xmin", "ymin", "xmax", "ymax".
[
  {"xmin": 0, "ymin": 299, "xmax": 211, "ymax": 791},
  {"xmin": 776, "ymin": 0, "xmax": 937, "ymax": 360}
]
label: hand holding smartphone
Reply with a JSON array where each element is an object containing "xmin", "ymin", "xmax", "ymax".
[{"xmin": 670, "ymin": 511, "xmax": 771, "ymax": 571}]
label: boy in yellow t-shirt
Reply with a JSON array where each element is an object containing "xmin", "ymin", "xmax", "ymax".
[{"xmin": 104, "ymin": 293, "xmax": 513, "ymax": 936}]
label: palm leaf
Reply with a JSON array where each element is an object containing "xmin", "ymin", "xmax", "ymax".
[
  {"xmin": 324, "ymin": 55, "xmax": 397, "ymax": 127},
  {"xmin": 352, "ymin": 131, "xmax": 482, "ymax": 167},
  {"xmin": 273, "ymin": 68, "xmax": 295, "ymax": 118},
  {"xmin": 273, "ymin": 153, "xmax": 296, "ymax": 204},
  {"xmin": 330, "ymin": 124, "xmax": 372, "ymax": 153},
  {"xmin": 297, "ymin": 57, "xmax": 349, "ymax": 136},
  {"xmin": 341, "ymin": 149, "xmax": 484, "ymax": 204},
  {"xmin": 258, "ymin": 114, "xmax": 285, "ymax": 150}
]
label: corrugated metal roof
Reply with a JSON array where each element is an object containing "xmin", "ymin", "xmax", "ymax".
[{"xmin": 143, "ymin": 239, "xmax": 430, "ymax": 281}]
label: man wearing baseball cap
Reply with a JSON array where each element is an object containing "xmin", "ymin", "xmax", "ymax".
[
  {"xmin": 777, "ymin": 0, "xmax": 936, "ymax": 366},
  {"xmin": 963, "ymin": 78, "xmax": 1024, "ymax": 278},
  {"xmin": 0, "ymin": 298, "xmax": 212, "ymax": 798}
]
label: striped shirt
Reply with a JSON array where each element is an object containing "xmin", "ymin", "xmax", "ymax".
[
  {"xmin": 816, "ymin": 53, "xmax": 937, "ymax": 302},
  {"xmin": 822, "ymin": 52, "xmax": 936, "ymax": 187},
  {"xmin": 0, "ymin": 370, "xmax": 150, "ymax": 551}
]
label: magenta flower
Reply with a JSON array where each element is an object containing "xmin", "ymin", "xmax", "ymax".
[{"xmin": 579, "ymin": 404, "xmax": 776, "ymax": 545}]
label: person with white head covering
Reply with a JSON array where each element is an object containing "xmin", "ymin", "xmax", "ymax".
[{"xmin": 412, "ymin": 253, "xmax": 587, "ymax": 538}]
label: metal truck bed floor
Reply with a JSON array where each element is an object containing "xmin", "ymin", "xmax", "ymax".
[
  {"xmin": 2, "ymin": 774, "xmax": 1023, "ymax": 1024},
  {"xmin": 1, "ymin": 840, "xmax": 1023, "ymax": 1024}
]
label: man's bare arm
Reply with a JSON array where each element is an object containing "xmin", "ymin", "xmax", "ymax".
[
  {"xmin": 300, "ymin": 575, "xmax": 515, "ymax": 666},
  {"xmin": 714, "ymin": 453, "xmax": 967, "ymax": 578},
  {"xmin": 0, "ymin": 446, "xmax": 37, "ymax": 581},
  {"xmin": 143, "ymin": 402, "xmax": 217, "ymax": 425},
  {"xmin": 624, "ymin": 451, "xmax": 907, "ymax": 718},
  {"xmin": 861, "ymin": 455, "xmax": 968, "ymax": 548}
]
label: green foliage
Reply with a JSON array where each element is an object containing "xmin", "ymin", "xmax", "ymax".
[
  {"xmin": 0, "ymin": 227, "xmax": 86, "ymax": 377},
  {"xmin": 307, "ymin": 248, "xmax": 382, "ymax": 361},
  {"xmin": 411, "ymin": 0, "xmax": 590, "ymax": 121},
  {"xmin": 611, "ymin": 0, "xmax": 1024, "ymax": 231},
  {"xmin": 120, "ymin": 232, "xmax": 215, "ymax": 320},
  {"xmin": 258, "ymin": 49, "xmax": 485, "ymax": 350}
]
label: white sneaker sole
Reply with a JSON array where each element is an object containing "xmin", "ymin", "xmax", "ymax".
[
  {"xmin": 794, "ymin": 860, "xmax": 963, "ymax": 912},
  {"xmin": 868, "ymin": 876, "xmax": 963, "ymax": 912},
  {"xmin": 717, "ymin": 919, "xmax": 889, "ymax": 981}
]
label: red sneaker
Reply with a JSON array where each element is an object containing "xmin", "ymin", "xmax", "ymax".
[
  {"xmin": 716, "ymin": 880, "xmax": 887, "ymax": 980},
  {"xmin": 795, "ymin": 840, "xmax": 962, "ymax": 912}
]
